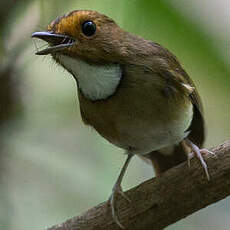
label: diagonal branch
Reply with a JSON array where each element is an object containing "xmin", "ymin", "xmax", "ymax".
[{"xmin": 47, "ymin": 140, "xmax": 230, "ymax": 230}]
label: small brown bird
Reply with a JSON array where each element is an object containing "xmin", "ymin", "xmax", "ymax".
[{"xmin": 32, "ymin": 10, "xmax": 212, "ymax": 228}]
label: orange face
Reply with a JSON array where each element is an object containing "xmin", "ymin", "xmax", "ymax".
[{"xmin": 48, "ymin": 10, "xmax": 114, "ymax": 39}]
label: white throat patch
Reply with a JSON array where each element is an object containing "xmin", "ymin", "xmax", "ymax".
[{"xmin": 58, "ymin": 55, "xmax": 121, "ymax": 100}]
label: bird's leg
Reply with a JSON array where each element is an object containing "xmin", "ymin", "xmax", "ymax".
[
  {"xmin": 109, "ymin": 153, "xmax": 133, "ymax": 229},
  {"xmin": 182, "ymin": 138, "xmax": 215, "ymax": 180}
]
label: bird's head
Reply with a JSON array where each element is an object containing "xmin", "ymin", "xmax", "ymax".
[{"xmin": 32, "ymin": 10, "xmax": 125, "ymax": 64}]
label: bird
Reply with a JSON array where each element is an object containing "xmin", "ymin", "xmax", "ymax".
[{"xmin": 32, "ymin": 10, "xmax": 213, "ymax": 228}]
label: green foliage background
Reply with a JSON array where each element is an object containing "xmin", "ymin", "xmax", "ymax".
[{"xmin": 1, "ymin": 0, "xmax": 230, "ymax": 229}]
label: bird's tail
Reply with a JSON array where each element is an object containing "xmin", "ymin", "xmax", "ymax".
[{"xmin": 142, "ymin": 143, "xmax": 187, "ymax": 176}]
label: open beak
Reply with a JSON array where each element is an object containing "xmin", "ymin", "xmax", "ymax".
[{"xmin": 31, "ymin": 31, "xmax": 75, "ymax": 55}]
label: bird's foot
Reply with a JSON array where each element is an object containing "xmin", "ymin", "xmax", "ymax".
[
  {"xmin": 186, "ymin": 140, "xmax": 215, "ymax": 180},
  {"xmin": 108, "ymin": 184, "xmax": 131, "ymax": 229}
]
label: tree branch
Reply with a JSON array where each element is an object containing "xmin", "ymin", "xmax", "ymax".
[{"xmin": 47, "ymin": 140, "xmax": 230, "ymax": 230}]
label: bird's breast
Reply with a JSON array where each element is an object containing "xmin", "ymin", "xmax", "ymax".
[{"xmin": 78, "ymin": 71, "xmax": 193, "ymax": 155}]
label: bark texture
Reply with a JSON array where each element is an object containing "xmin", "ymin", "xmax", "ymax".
[{"xmin": 48, "ymin": 140, "xmax": 230, "ymax": 230}]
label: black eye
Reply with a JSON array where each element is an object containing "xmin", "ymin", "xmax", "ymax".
[{"xmin": 82, "ymin": 21, "xmax": 96, "ymax": 36}]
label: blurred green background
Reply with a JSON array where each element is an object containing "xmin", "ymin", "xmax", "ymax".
[{"xmin": 1, "ymin": 0, "xmax": 230, "ymax": 229}]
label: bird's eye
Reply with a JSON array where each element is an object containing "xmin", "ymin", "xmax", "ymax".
[{"xmin": 81, "ymin": 21, "xmax": 96, "ymax": 36}]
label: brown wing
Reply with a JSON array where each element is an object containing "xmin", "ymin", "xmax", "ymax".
[
  {"xmin": 141, "ymin": 42, "xmax": 205, "ymax": 175},
  {"xmin": 148, "ymin": 66, "xmax": 205, "ymax": 175},
  {"xmin": 158, "ymin": 46, "xmax": 205, "ymax": 147}
]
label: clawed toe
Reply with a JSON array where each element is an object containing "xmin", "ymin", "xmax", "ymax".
[
  {"xmin": 109, "ymin": 185, "xmax": 130, "ymax": 229},
  {"xmin": 184, "ymin": 139, "xmax": 212, "ymax": 180},
  {"xmin": 200, "ymin": 149, "xmax": 217, "ymax": 159},
  {"xmin": 117, "ymin": 188, "xmax": 131, "ymax": 203},
  {"xmin": 108, "ymin": 154, "xmax": 133, "ymax": 228}
]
